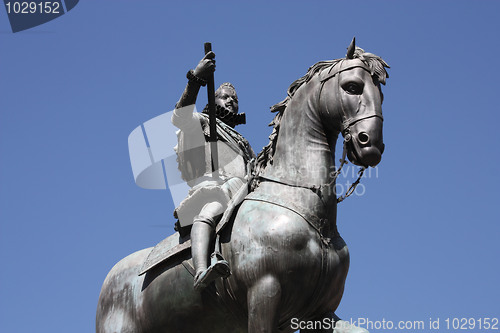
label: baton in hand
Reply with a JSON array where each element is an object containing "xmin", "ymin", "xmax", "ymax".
[{"xmin": 204, "ymin": 42, "xmax": 219, "ymax": 177}]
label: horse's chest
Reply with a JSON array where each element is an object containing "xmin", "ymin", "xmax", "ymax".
[{"xmin": 231, "ymin": 211, "xmax": 323, "ymax": 278}]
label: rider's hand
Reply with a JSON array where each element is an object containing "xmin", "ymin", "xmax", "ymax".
[{"xmin": 193, "ymin": 51, "xmax": 215, "ymax": 80}]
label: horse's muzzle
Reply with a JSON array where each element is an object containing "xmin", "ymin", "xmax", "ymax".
[
  {"xmin": 355, "ymin": 146, "xmax": 382, "ymax": 167},
  {"xmin": 346, "ymin": 119, "xmax": 384, "ymax": 167}
]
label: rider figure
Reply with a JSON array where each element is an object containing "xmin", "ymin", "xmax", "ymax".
[{"xmin": 172, "ymin": 51, "xmax": 255, "ymax": 291}]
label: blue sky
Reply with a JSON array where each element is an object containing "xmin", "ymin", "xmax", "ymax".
[{"xmin": 1, "ymin": 1, "xmax": 499, "ymax": 332}]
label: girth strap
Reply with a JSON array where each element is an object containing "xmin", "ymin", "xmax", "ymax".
[
  {"xmin": 244, "ymin": 192, "xmax": 329, "ymax": 244},
  {"xmin": 258, "ymin": 174, "xmax": 330, "ymax": 199}
]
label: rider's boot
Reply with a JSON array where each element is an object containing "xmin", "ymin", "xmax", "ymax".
[{"xmin": 191, "ymin": 218, "xmax": 230, "ymax": 291}]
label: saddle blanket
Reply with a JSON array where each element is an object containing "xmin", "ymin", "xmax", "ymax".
[{"xmin": 138, "ymin": 182, "xmax": 249, "ymax": 276}]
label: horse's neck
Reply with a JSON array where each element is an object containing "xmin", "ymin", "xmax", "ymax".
[{"xmin": 264, "ymin": 79, "xmax": 339, "ymax": 188}]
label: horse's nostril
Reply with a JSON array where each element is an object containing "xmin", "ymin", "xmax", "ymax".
[{"xmin": 357, "ymin": 132, "xmax": 370, "ymax": 145}]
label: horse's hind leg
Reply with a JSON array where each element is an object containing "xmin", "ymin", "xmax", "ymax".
[{"xmin": 247, "ymin": 275, "xmax": 282, "ymax": 333}]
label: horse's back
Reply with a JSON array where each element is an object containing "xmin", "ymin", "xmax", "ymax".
[
  {"xmin": 97, "ymin": 247, "xmax": 248, "ymax": 333},
  {"xmin": 96, "ymin": 248, "xmax": 151, "ymax": 333}
]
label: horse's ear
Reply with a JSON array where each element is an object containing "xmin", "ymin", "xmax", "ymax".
[{"xmin": 346, "ymin": 37, "xmax": 356, "ymax": 59}]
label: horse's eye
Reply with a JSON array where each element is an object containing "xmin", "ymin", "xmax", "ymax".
[{"xmin": 344, "ymin": 82, "xmax": 363, "ymax": 95}]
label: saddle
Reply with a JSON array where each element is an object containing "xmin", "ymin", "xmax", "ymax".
[{"xmin": 138, "ymin": 181, "xmax": 249, "ymax": 276}]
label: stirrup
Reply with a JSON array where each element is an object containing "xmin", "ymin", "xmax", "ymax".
[{"xmin": 193, "ymin": 260, "xmax": 230, "ymax": 291}]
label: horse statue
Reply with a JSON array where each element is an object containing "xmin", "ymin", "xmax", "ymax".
[{"xmin": 96, "ymin": 39, "xmax": 389, "ymax": 333}]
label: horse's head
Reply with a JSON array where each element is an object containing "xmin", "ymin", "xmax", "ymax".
[
  {"xmin": 319, "ymin": 38, "xmax": 389, "ymax": 167},
  {"xmin": 256, "ymin": 39, "xmax": 389, "ymax": 178}
]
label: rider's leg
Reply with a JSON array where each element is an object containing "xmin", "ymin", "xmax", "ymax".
[
  {"xmin": 191, "ymin": 219, "xmax": 214, "ymax": 279},
  {"xmin": 191, "ymin": 201, "xmax": 230, "ymax": 290}
]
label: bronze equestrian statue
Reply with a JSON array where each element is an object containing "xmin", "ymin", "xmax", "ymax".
[{"xmin": 96, "ymin": 38, "xmax": 390, "ymax": 333}]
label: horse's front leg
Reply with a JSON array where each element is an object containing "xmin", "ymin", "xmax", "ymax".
[{"xmin": 247, "ymin": 274, "xmax": 281, "ymax": 333}]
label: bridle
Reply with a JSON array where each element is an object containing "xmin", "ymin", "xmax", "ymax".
[{"xmin": 319, "ymin": 60, "xmax": 384, "ymax": 140}]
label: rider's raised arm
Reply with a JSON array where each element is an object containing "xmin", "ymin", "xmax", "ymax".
[{"xmin": 173, "ymin": 52, "xmax": 216, "ymax": 126}]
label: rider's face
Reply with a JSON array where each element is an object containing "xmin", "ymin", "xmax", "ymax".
[{"xmin": 215, "ymin": 88, "xmax": 238, "ymax": 114}]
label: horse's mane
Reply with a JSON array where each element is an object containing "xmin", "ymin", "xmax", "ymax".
[{"xmin": 254, "ymin": 47, "xmax": 390, "ymax": 174}]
